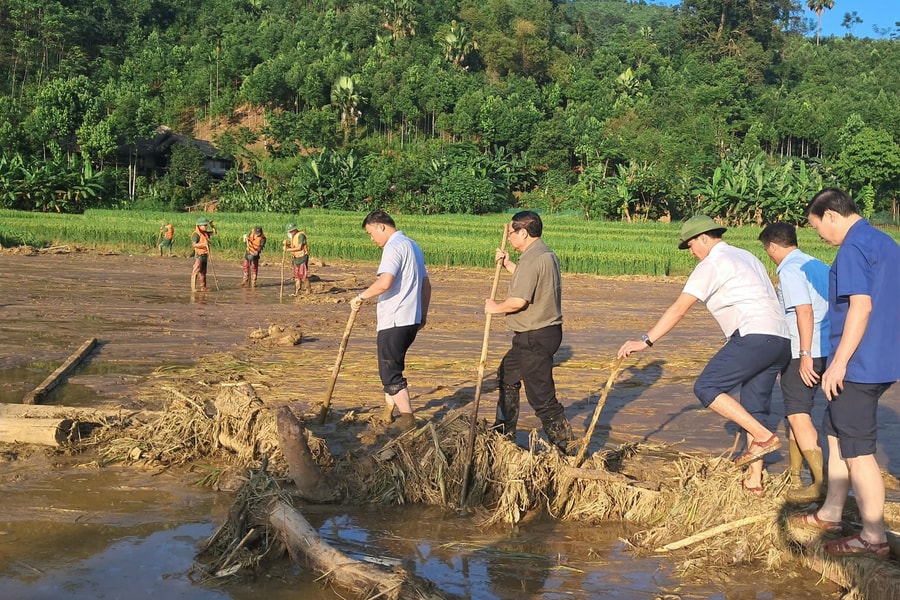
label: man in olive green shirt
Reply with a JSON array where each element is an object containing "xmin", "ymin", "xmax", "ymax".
[{"xmin": 485, "ymin": 210, "xmax": 573, "ymax": 454}]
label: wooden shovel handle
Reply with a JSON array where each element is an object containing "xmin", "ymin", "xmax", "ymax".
[{"xmin": 317, "ymin": 304, "xmax": 360, "ymax": 424}]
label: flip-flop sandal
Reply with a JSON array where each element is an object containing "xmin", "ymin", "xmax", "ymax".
[
  {"xmin": 788, "ymin": 511, "xmax": 842, "ymax": 534},
  {"xmin": 825, "ymin": 534, "xmax": 890, "ymax": 559},
  {"xmin": 734, "ymin": 434, "xmax": 781, "ymax": 467},
  {"xmin": 742, "ymin": 480, "xmax": 765, "ymax": 498}
]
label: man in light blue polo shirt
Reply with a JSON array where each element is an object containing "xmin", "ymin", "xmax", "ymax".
[
  {"xmin": 792, "ymin": 188, "xmax": 900, "ymax": 559},
  {"xmin": 760, "ymin": 222, "xmax": 830, "ymax": 501},
  {"xmin": 352, "ymin": 211, "xmax": 431, "ymax": 434}
]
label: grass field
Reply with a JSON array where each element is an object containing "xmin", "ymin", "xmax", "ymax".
[{"xmin": 0, "ymin": 208, "xmax": 851, "ymax": 277}]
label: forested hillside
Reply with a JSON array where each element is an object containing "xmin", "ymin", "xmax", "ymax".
[{"xmin": 1, "ymin": 0, "xmax": 898, "ymax": 223}]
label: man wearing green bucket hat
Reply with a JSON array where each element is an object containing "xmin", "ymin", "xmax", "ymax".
[
  {"xmin": 190, "ymin": 217, "xmax": 217, "ymax": 291},
  {"xmin": 618, "ymin": 214, "xmax": 791, "ymax": 497},
  {"xmin": 283, "ymin": 222, "xmax": 310, "ymax": 296}
]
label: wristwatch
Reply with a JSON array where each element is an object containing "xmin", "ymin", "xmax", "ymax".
[
  {"xmin": 641, "ymin": 334, "xmax": 653, "ymax": 347},
  {"xmin": 798, "ymin": 350, "xmax": 810, "ymax": 357}
]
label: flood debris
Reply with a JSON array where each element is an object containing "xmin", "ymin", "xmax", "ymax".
[{"xmin": 66, "ymin": 376, "xmax": 900, "ymax": 597}]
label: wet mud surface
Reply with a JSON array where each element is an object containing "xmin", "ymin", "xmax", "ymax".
[{"xmin": 4, "ymin": 251, "xmax": 896, "ymax": 598}]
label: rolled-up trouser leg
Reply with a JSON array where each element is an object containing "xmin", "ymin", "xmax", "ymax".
[{"xmin": 241, "ymin": 259, "xmax": 250, "ymax": 286}]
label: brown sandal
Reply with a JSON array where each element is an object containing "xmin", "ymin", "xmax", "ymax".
[
  {"xmin": 825, "ymin": 534, "xmax": 890, "ymax": 559},
  {"xmin": 788, "ymin": 511, "xmax": 842, "ymax": 534},
  {"xmin": 734, "ymin": 434, "xmax": 781, "ymax": 467},
  {"xmin": 742, "ymin": 480, "xmax": 765, "ymax": 498}
]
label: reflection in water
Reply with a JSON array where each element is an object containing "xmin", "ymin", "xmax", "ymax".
[
  {"xmin": 0, "ymin": 484, "xmax": 841, "ymax": 600},
  {"xmin": 0, "ymin": 524, "xmax": 229, "ymax": 600}
]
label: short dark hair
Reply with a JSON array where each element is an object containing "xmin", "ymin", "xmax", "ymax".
[
  {"xmin": 758, "ymin": 222, "xmax": 797, "ymax": 248},
  {"xmin": 511, "ymin": 210, "xmax": 542, "ymax": 238},
  {"xmin": 805, "ymin": 188, "xmax": 859, "ymax": 219},
  {"xmin": 362, "ymin": 210, "xmax": 396, "ymax": 229}
]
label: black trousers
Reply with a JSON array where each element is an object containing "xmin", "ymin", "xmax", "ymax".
[{"xmin": 498, "ymin": 324, "xmax": 564, "ymax": 423}]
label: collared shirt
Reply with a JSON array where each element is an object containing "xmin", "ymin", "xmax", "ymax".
[
  {"xmin": 776, "ymin": 248, "xmax": 830, "ymax": 358},
  {"xmin": 375, "ymin": 230, "xmax": 429, "ymax": 331},
  {"xmin": 506, "ymin": 238, "xmax": 563, "ymax": 333},
  {"xmin": 682, "ymin": 242, "xmax": 788, "ymax": 340},
  {"xmin": 830, "ymin": 219, "xmax": 900, "ymax": 383}
]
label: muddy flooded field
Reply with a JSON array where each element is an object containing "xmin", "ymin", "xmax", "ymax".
[{"xmin": 4, "ymin": 250, "xmax": 899, "ymax": 598}]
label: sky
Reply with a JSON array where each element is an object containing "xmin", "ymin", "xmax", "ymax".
[{"xmin": 653, "ymin": 1, "xmax": 899, "ymax": 40}]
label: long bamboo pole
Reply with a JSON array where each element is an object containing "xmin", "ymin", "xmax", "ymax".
[
  {"xmin": 572, "ymin": 356, "xmax": 625, "ymax": 467},
  {"xmin": 317, "ymin": 304, "xmax": 361, "ymax": 425},
  {"xmin": 207, "ymin": 250, "xmax": 220, "ymax": 291},
  {"xmin": 279, "ymin": 248, "xmax": 286, "ymax": 303},
  {"xmin": 459, "ymin": 224, "xmax": 510, "ymax": 507}
]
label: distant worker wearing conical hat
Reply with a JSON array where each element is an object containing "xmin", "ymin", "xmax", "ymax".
[
  {"xmin": 618, "ymin": 214, "xmax": 791, "ymax": 497},
  {"xmin": 283, "ymin": 222, "xmax": 311, "ymax": 296},
  {"xmin": 190, "ymin": 217, "xmax": 217, "ymax": 292},
  {"xmin": 241, "ymin": 226, "xmax": 266, "ymax": 287},
  {"xmin": 158, "ymin": 221, "xmax": 175, "ymax": 256}
]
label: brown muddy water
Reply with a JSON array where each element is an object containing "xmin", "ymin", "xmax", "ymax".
[{"xmin": 0, "ymin": 251, "xmax": 864, "ymax": 598}]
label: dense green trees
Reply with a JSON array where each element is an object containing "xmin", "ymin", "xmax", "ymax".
[{"xmin": 0, "ymin": 0, "xmax": 898, "ymax": 222}]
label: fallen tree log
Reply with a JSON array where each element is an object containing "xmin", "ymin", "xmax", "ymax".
[
  {"xmin": 0, "ymin": 416, "xmax": 84, "ymax": 446},
  {"xmin": 0, "ymin": 403, "xmax": 161, "ymax": 422},
  {"xmin": 268, "ymin": 499, "xmax": 455, "ymax": 600},
  {"xmin": 0, "ymin": 404, "xmax": 162, "ymax": 446},
  {"xmin": 23, "ymin": 338, "xmax": 98, "ymax": 404}
]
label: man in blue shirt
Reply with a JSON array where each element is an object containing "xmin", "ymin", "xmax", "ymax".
[{"xmin": 792, "ymin": 188, "xmax": 900, "ymax": 559}]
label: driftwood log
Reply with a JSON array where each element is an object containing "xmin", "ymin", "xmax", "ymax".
[
  {"xmin": 0, "ymin": 403, "xmax": 159, "ymax": 446},
  {"xmin": 269, "ymin": 499, "xmax": 455, "ymax": 600},
  {"xmin": 23, "ymin": 338, "xmax": 98, "ymax": 404},
  {"xmin": 0, "ymin": 417, "xmax": 82, "ymax": 446},
  {"xmin": 275, "ymin": 406, "xmax": 339, "ymax": 503}
]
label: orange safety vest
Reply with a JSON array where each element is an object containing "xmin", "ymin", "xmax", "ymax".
[
  {"xmin": 246, "ymin": 231, "xmax": 265, "ymax": 254},
  {"xmin": 162, "ymin": 224, "xmax": 174, "ymax": 240},
  {"xmin": 289, "ymin": 231, "xmax": 308, "ymax": 259},
  {"xmin": 193, "ymin": 226, "xmax": 211, "ymax": 255}
]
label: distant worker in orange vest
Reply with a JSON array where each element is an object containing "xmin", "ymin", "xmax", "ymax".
[
  {"xmin": 283, "ymin": 223, "xmax": 311, "ymax": 296},
  {"xmin": 241, "ymin": 226, "xmax": 267, "ymax": 287},
  {"xmin": 190, "ymin": 217, "xmax": 216, "ymax": 292},
  {"xmin": 158, "ymin": 222, "xmax": 175, "ymax": 256}
]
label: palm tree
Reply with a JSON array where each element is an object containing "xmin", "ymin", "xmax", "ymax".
[{"xmin": 807, "ymin": 0, "xmax": 835, "ymax": 46}]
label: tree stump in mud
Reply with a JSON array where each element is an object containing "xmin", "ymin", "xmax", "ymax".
[{"xmin": 275, "ymin": 406, "xmax": 340, "ymax": 503}]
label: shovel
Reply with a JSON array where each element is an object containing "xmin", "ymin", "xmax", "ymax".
[{"xmin": 317, "ymin": 304, "xmax": 361, "ymax": 424}]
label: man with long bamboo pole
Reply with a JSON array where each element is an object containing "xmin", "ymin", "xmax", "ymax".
[
  {"xmin": 283, "ymin": 223, "xmax": 311, "ymax": 296},
  {"xmin": 485, "ymin": 210, "xmax": 575, "ymax": 454},
  {"xmin": 190, "ymin": 217, "xmax": 216, "ymax": 292},
  {"xmin": 350, "ymin": 210, "xmax": 430, "ymax": 434},
  {"xmin": 158, "ymin": 221, "xmax": 175, "ymax": 256},
  {"xmin": 241, "ymin": 225, "xmax": 267, "ymax": 287}
]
